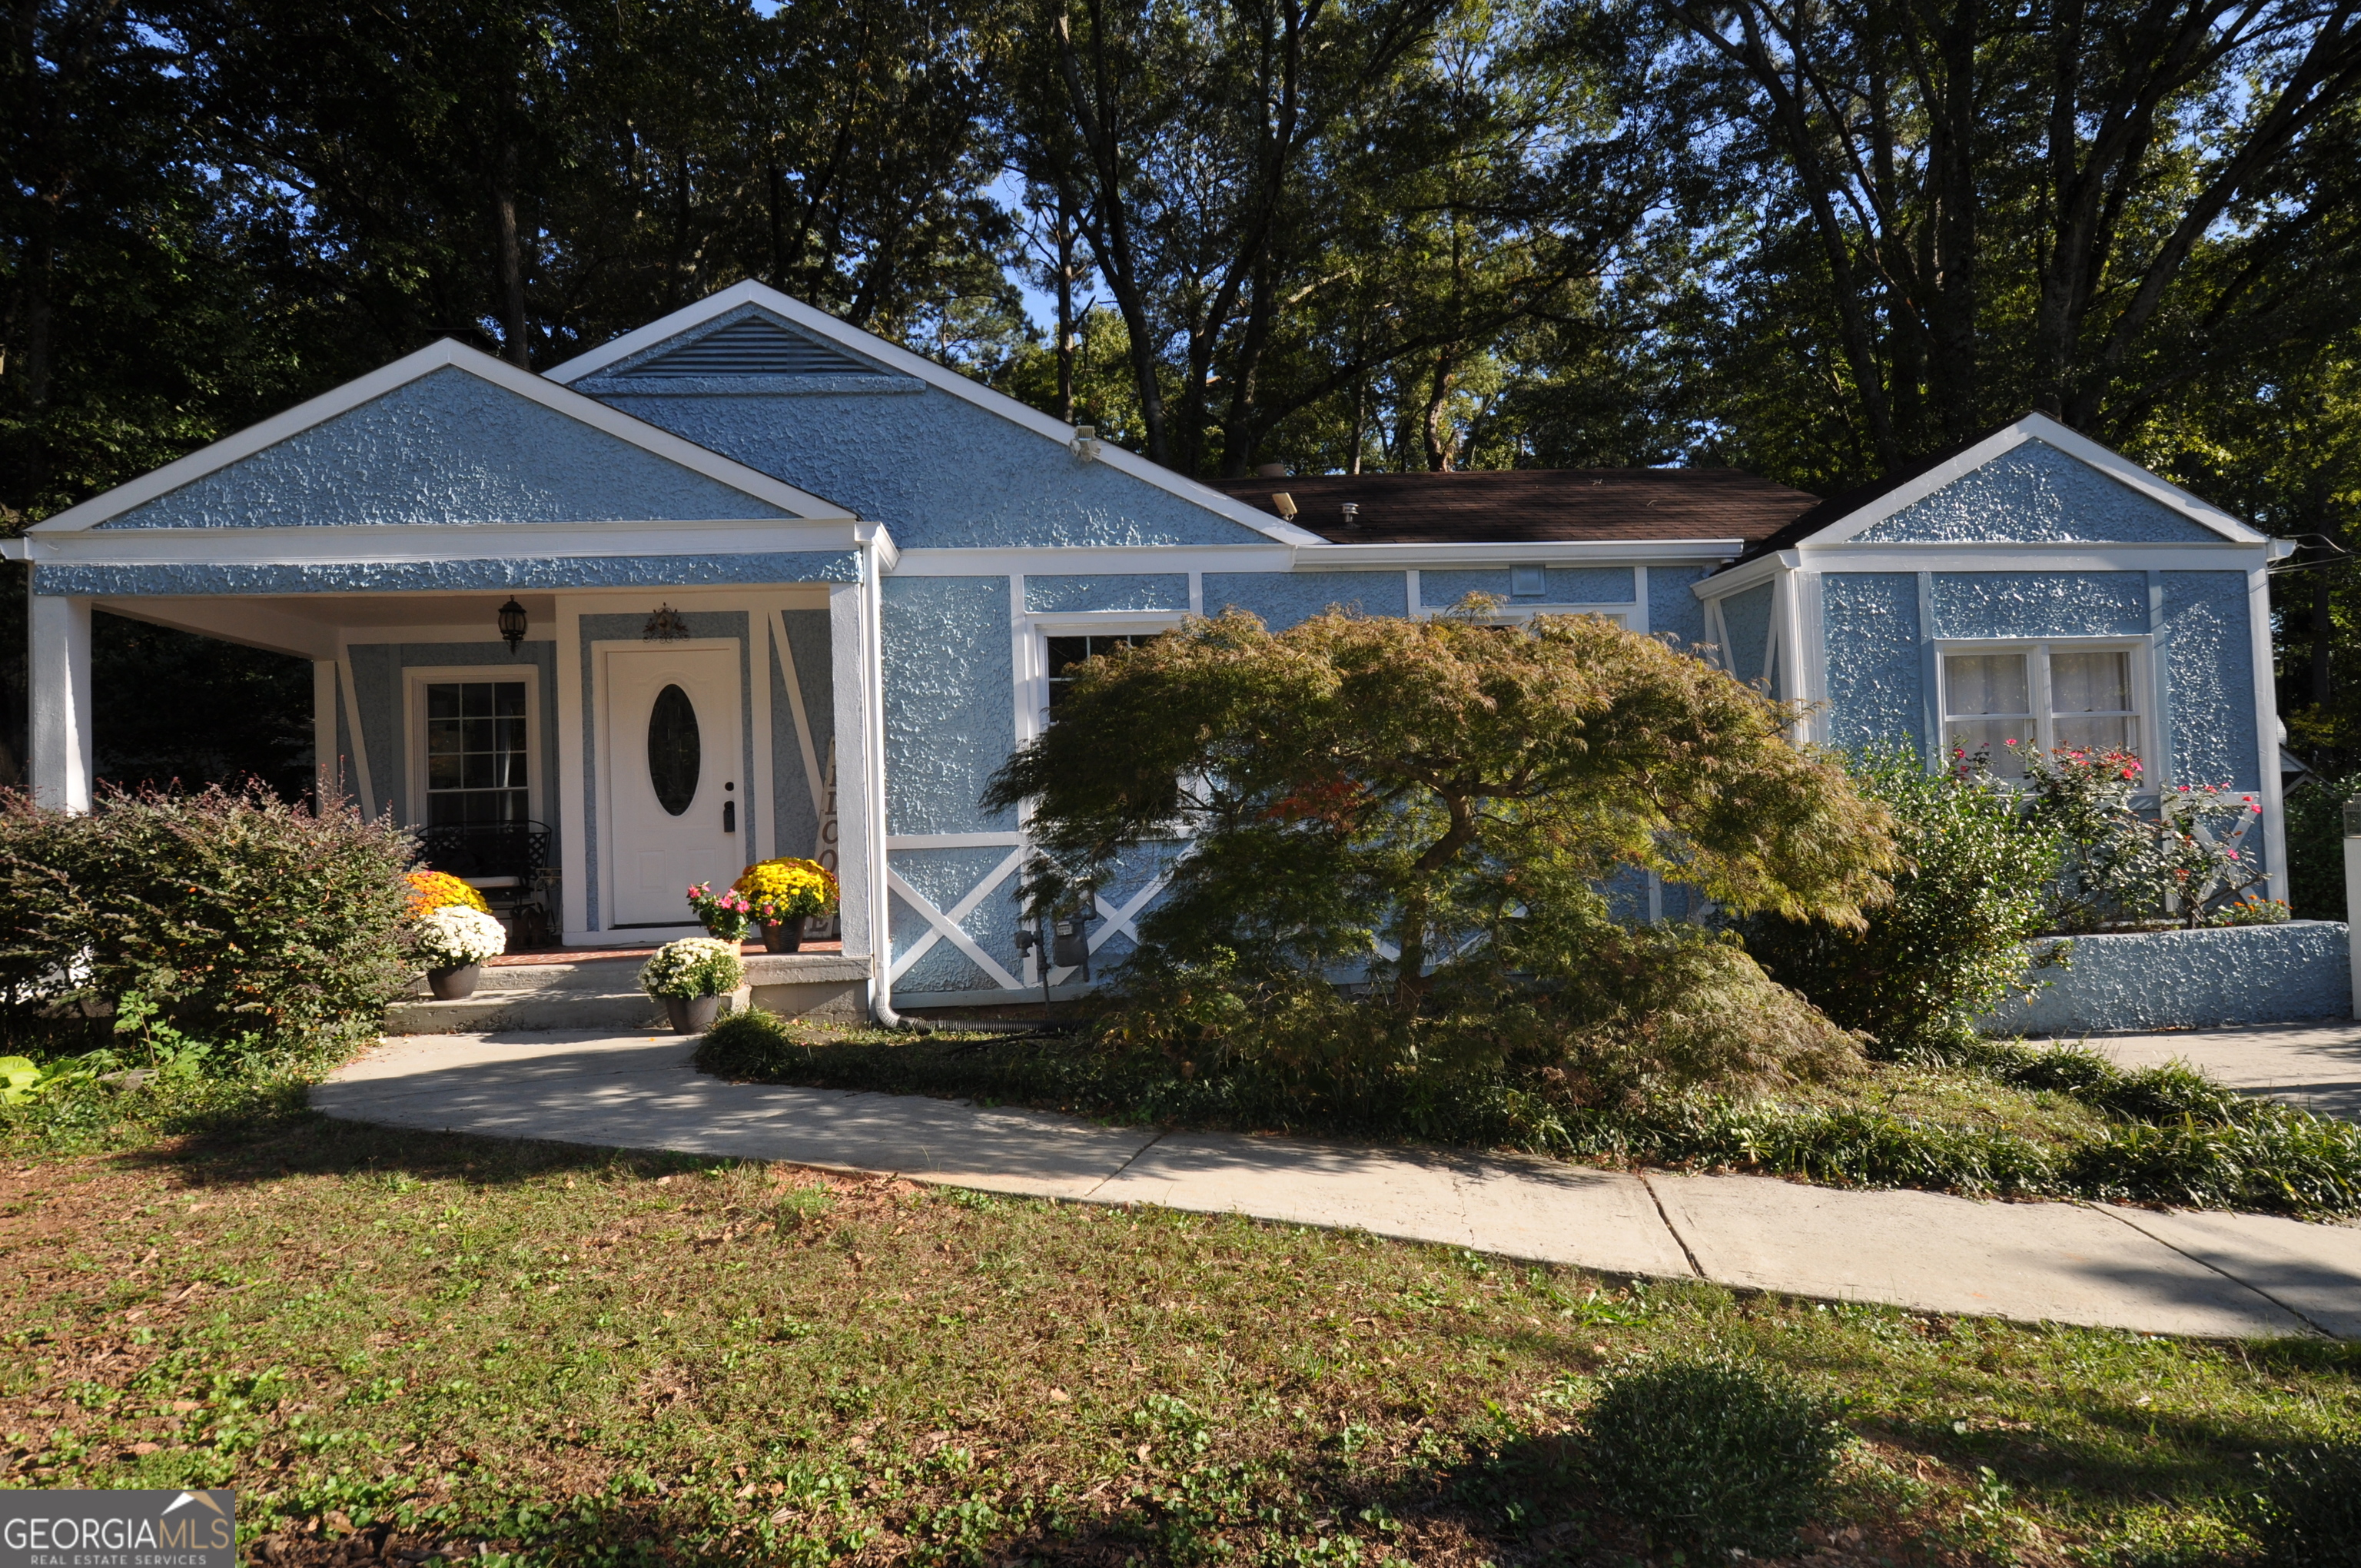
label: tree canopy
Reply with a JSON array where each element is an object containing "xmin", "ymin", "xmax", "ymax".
[
  {"xmin": 986, "ymin": 607, "xmax": 1899, "ymax": 998},
  {"xmin": 6, "ymin": 0, "xmax": 2361, "ymax": 781}
]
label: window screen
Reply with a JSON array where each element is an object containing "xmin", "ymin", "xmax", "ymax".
[{"xmin": 425, "ymin": 681, "xmax": 530, "ymax": 826}]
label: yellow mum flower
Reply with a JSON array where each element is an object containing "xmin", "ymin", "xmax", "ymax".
[
  {"xmin": 730, "ymin": 857, "xmax": 840, "ymax": 921},
  {"xmin": 407, "ymin": 869, "xmax": 490, "ymax": 916}
]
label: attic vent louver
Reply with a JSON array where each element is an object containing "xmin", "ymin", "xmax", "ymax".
[{"xmin": 628, "ymin": 319, "xmax": 871, "ymax": 377}]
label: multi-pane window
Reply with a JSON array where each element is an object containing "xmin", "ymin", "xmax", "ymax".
[
  {"xmin": 424, "ymin": 681, "xmax": 530, "ymax": 825},
  {"xmin": 1941, "ymin": 646, "xmax": 2140, "ymax": 780},
  {"xmin": 1045, "ymin": 635, "xmax": 1157, "ymax": 717}
]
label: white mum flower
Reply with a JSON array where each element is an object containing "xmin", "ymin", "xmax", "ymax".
[{"xmin": 417, "ymin": 904, "xmax": 508, "ymax": 967}]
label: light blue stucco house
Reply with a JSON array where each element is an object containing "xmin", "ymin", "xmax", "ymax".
[{"xmin": 4, "ymin": 283, "xmax": 2294, "ymax": 1018}]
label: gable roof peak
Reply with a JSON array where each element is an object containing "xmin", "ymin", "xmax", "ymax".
[
  {"xmin": 545, "ymin": 281, "xmax": 1329, "ymax": 548},
  {"xmin": 32, "ymin": 335, "xmax": 854, "ymax": 533},
  {"xmin": 1718, "ymin": 410, "xmax": 2262, "ymax": 566}
]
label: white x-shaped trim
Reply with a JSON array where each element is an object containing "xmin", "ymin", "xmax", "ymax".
[
  {"xmin": 1047, "ymin": 872, "xmax": 1169, "ymax": 985},
  {"xmin": 888, "ymin": 846, "xmax": 1028, "ymax": 990}
]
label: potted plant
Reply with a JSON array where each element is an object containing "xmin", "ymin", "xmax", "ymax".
[
  {"xmin": 685, "ymin": 881, "xmax": 754, "ymax": 942},
  {"xmin": 414, "ymin": 904, "xmax": 507, "ymax": 999},
  {"xmin": 729, "ymin": 858, "xmax": 841, "ymax": 952},
  {"xmin": 407, "ymin": 869, "xmax": 493, "ymax": 918},
  {"xmin": 639, "ymin": 937, "xmax": 745, "ymax": 1033}
]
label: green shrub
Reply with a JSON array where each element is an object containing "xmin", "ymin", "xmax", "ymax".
[
  {"xmin": 986, "ymin": 606, "xmax": 1894, "ymax": 1116},
  {"xmin": 1583, "ymin": 1356, "xmax": 1847, "ymax": 1553},
  {"xmin": 696, "ymin": 1007, "xmax": 805, "ymax": 1078},
  {"xmin": 1745, "ymin": 746, "xmax": 2061, "ymax": 1058},
  {"xmin": 0, "ymin": 783, "xmax": 413, "ymax": 1058},
  {"xmin": 1096, "ymin": 924, "xmax": 1865, "ymax": 1125},
  {"xmin": 2237, "ymin": 1443, "xmax": 2361, "ymax": 1566},
  {"xmin": 1968, "ymin": 1040, "xmax": 2248, "ymax": 1122},
  {"xmin": 2068, "ymin": 1107, "xmax": 2361, "ymax": 1213}
]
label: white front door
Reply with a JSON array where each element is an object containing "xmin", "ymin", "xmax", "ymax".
[{"xmin": 603, "ymin": 643, "xmax": 743, "ymax": 927}]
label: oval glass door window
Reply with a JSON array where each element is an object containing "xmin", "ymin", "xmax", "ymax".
[{"xmin": 646, "ymin": 684, "xmax": 701, "ymax": 816}]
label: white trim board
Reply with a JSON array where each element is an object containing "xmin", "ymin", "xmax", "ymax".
[
  {"xmin": 541, "ymin": 281, "xmax": 1329, "ymax": 550},
  {"xmin": 28, "ymin": 339, "xmax": 857, "ymax": 533}
]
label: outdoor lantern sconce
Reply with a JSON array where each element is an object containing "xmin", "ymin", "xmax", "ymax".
[
  {"xmin": 496, "ymin": 596, "xmax": 528, "ymax": 654},
  {"xmin": 643, "ymin": 603, "xmax": 691, "ymax": 641}
]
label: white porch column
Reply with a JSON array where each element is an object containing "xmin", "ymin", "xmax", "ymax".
[
  {"xmin": 312, "ymin": 659, "xmax": 340, "ymax": 809},
  {"xmin": 829, "ymin": 576, "xmax": 880, "ymax": 969},
  {"xmin": 28, "ymin": 589, "xmax": 94, "ymax": 812}
]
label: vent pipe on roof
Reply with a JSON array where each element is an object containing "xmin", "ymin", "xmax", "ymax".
[{"xmin": 1340, "ymin": 503, "xmax": 1360, "ymax": 527}]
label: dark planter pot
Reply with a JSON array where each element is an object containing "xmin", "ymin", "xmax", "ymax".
[
  {"xmin": 761, "ymin": 922, "xmax": 804, "ymax": 954},
  {"xmin": 427, "ymin": 963, "xmax": 482, "ymax": 1001},
  {"xmin": 665, "ymin": 994, "xmax": 722, "ymax": 1034}
]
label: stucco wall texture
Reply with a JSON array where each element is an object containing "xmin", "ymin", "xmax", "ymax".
[
  {"xmin": 1858, "ymin": 439, "xmax": 2221, "ymax": 544},
  {"xmin": 1929, "ymin": 572, "xmax": 2147, "ymax": 638},
  {"xmin": 101, "ymin": 367, "xmax": 792, "ymax": 529},
  {"xmin": 1981, "ymin": 922, "xmax": 2351, "ymax": 1034},
  {"xmin": 1023, "ymin": 573, "xmax": 1190, "ymax": 613},
  {"xmin": 881, "ymin": 576, "xmax": 1018, "ymax": 836},
  {"xmin": 1204, "ymin": 571, "xmax": 1409, "ymax": 630},
  {"xmin": 1651, "ymin": 566, "xmax": 1711, "ymax": 651},
  {"xmin": 2163, "ymin": 571, "xmax": 2261, "ymax": 789},
  {"xmin": 1821, "ymin": 573, "xmax": 1924, "ymax": 751}
]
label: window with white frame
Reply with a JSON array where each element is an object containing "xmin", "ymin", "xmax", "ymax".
[
  {"xmin": 1939, "ymin": 643, "xmax": 2143, "ymax": 779},
  {"xmin": 406, "ymin": 672, "xmax": 538, "ymax": 828}
]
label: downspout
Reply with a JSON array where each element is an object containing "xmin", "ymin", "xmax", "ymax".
[{"xmin": 862, "ymin": 533, "xmax": 931, "ymax": 1033}]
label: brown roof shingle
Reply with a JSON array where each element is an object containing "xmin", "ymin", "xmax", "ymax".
[{"xmin": 1203, "ymin": 468, "xmax": 1821, "ymax": 546}]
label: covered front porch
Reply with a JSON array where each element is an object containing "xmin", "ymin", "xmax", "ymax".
[{"xmin": 17, "ymin": 562, "xmax": 889, "ymax": 959}]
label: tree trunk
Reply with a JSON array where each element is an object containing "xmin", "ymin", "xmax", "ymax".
[
  {"xmin": 1420, "ymin": 350, "xmax": 1459, "ymax": 471},
  {"xmin": 1054, "ymin": 175, "xmax": 1078, "ymax": 424},
  {"xmin": 491, "ymin": 141, "xmax": 529, "ymax": 369}
]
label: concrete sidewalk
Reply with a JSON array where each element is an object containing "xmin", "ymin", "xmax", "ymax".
[{"xmin": 314, "ymin": 1029, "xmax": 2361, "ymax": 1343}]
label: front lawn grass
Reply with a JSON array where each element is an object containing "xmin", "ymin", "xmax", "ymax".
[
  {"xmin": 697, "ymin": 1018, "xmax": 2361, "ymax": 1218},
  {"xmin": 5, "ymin": 1080, "xmax": 2357, "ymax": 1565}
]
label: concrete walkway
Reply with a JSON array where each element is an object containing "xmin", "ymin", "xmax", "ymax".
[
  {"xmin": 2063, "ymin": 1018, "xmax": 2361, "ymax": 1122},
  {"xmin": 314, "ymin": 1029, "xmax": 2361, "ymax": 1343}
]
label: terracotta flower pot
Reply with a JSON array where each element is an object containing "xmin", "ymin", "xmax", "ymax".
[
  {"xmin": 427, "ymin": 963, "xmax": 482, "ymax": 1001},
  {"xmin": 761, "ymin": 921, "xmax": 804, "ymax": 954},
  {"xmin": 665, "ymin": 994, "xmax": 722, "ymax": 1033}
]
